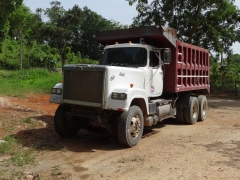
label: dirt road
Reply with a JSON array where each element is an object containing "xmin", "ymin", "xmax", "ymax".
[{"xmin": 0, "ymin": 95, "xmax": 240, "ymax": 180}]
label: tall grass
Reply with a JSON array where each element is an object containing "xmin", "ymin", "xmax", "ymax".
[{"xmin": 0, "ymin": 69, "xmax": 62, "ymax": 96}]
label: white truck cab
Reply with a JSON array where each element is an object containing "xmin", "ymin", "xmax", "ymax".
[
  {"xmin": 50, "ymin": 42, "xmax": 170, "ymax": 110},
  {"xmin": 50, "ymin": 41, "xmax": 172, "ymax": 147}
]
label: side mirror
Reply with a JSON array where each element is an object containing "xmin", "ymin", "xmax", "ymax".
[{"xmin": 164, "ymin": 49, "xmax": 171, "ymax": 64}]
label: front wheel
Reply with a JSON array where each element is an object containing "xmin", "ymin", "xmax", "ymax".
[
  {"xmin": 117, "ymin": 106, "xmax": 144, "ymax": 147},
  {"xmin": 54, "ymin": 104, "xmax": 80, "ymax": 138}
]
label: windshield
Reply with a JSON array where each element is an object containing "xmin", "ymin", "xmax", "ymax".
[{"xmin": 102, "ymin": 47, "xmax": 147, "ymax": 67}]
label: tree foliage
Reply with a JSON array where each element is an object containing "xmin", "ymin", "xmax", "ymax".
[
  {"xmin": 0, "ymin": 0, "xmax": 23, "ymax": 44},
  {"xmin": 8, "ymin": 5, "xmax": 32, "ymax": 38},
  {"xmin": 127, "ymin": 0, "xmax": 240, "ymax": 54},
  {"xmin": 0, "ymin": 38, "xmax": 61, "ymax": 70},
  {"xmin": 35, "ymin": 1, "xmax": 124, "ymax": 67},
  {"xmin": 225, "ymin": 54, "xmax": 240, "ymax": 95},
  {"xmin": 78, "ymin": 7, "xmax": 124, "ymax": 60},
  {"xmin": 36, "ymin": 1, "xmax": 80, "ymax": 67},
  {"xmin": 0, "ymin": 1, "xmax": 125, "ymax": 69},
  {"xmin": 209, "ymin": 53, "xmax": 240, "ymax": 95},
  {"xmin": 0, "ymin": 38, "xmax": 20, "ymax": 69}
]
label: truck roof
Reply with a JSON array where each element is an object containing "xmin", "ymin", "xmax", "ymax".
[
  {"xmin": 104, "ymin": 42, "xmax": 156, "ymax": 51},
  {"xmin": 96, "ymin": 26, "xmax": 178, "ymax": 48}
]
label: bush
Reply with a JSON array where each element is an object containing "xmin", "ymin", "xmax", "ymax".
[{"xmin": 0, "ymin": 68, "xmax": 62, "ymax": 96}]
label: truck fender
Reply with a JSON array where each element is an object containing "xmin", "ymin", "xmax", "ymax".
[{"xmin": 129, "ymin": 96, "xmax": 148, "ymax": 115}]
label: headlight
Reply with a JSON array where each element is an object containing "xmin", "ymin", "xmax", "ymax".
[
  {"xmin": 111, "ymin": 92, "xmax": 127, "ymax": 100},
  {"xmin": 51, "ymin": 88, "xmax": 57, "ymax": 94},
  {"xmin": 56, "ymin": 88, "xmax": 62, "ymax": 94},
  {"xmin": 51, "ymin": 88, "xmax": 62, "ymax": 95}
]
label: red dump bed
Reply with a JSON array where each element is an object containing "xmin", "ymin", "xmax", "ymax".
[
  {"xmin": 96, "ymin": 26, "xmax": 210, "ymax": 94},
  {"xmin": 165, "ymin": 40, "xmax": 210, "ymax": 93}
]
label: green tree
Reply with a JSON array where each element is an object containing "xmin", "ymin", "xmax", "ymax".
[
  {"xmin": 0, "ymin": 38, "xmax": 61, "ymax": 70},
  {"xmin": 28, "ymin": 41, "xmax": 61, "ymax": 68},
  {"xmin": 225, "ymin": 54, "xmax": 240, "ymax": 95},
  {"xmin": 127, "ymin": 0, "xmax": 240, "ymax": 55},
  {"xmin": 8, "ymin": 5, "xmax": 33, "ymax": 69},
  {"xmin": 0, "ymin": 38, "xmax": 20, "ymax": 69},
  {"xmin": 37, "ymin": 1, "xmax": 83, "ymax": 68},
  {"xmin": 36, "ymin": 1, "xmax": 125, "ymax": 67},
  {"xmin": 78, "ymin": 7, "xmax": 125, "ymax": 60},
  {"xmin": 210, "ymin": 55, "xmax": 221, "ymax": 92},
  {"xmin": 0, "ymin": 0, "xmax": 23, "ymax": 45}
]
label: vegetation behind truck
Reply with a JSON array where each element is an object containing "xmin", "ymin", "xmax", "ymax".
[{"xmin": 50, "ymin": 26, "xmax": 210, "ymax": 147}]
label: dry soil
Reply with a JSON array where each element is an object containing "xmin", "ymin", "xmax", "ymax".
[{"xmin": 0, "ymin": 94, "xmax": 240, "ymax": 180}]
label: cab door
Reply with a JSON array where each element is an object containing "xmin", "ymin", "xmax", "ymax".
[{"xmin": 149, "ymin": 50, "xmax": 163, "ymax": 96}]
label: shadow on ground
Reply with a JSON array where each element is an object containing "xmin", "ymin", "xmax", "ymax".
[
  {"xmin": 14, "ymin": 115, "xmax": 182, "ymax": 152},
  {"xmin": 198, "ymin": 140, "xmax": 240, "ymax": 169},
  {"xmin": 208, "ymin": 96, "xmax": 240, "ymax": 109}
]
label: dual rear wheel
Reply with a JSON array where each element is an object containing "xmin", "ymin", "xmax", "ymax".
[{"xmin": 176, "ymin": 95, "xmax": 208, "ymax": 125}]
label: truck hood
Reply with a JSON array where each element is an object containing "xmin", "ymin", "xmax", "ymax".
[{"xmin": 105, "ymin": 66, "xmax": 145, "ymax": 91}]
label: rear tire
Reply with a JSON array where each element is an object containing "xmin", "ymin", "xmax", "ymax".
[
  {"xmin": 197, "ymin": 95, "xmax": 208, "ymax": 121},
  {"xmin": 54, "ymin": 104, "xmax": 80, "ymax": 138},
  {"xmin": 184, "ymin": 97, "xmax": 199, "ymax": 125},
  {"xmin": 117, "ymin": 106, "xmax": 144, "ymax": 147},
  {"xmin": 176, "ymin": 106, "xmax": 185, "ymax": 123}
]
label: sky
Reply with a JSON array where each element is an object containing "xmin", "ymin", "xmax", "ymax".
[{"xmin": 23, "ymin": 0, "xmax": 240, "ymax": 54}]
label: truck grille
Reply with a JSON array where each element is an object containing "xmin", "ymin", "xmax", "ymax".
[{"xmin": 63, "ymin": 70, "xmax": 104, "ymax": 106}]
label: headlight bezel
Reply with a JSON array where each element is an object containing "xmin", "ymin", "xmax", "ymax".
[{"xmin": 111, "ymin": 92, "xmax": 127, "ymax": 100}]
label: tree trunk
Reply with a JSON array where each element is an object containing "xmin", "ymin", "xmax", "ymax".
[
  {"xmin": 234, "ymin": 80, "xmax": 237, "ymax": 96},
  {"xmin": 20, "ymin": 39, "xmax": 22, "ymax": 70},
  {"xmin": 19, "ymin": 30, "xmax": 23, "ymax": 70},
  {"xmin": 189, "ymin": 2, "xmax": 204, "ymax": 43},
  {"xmin": 61, "ymin": 54, "xmax": 65, "ymax": 72}
]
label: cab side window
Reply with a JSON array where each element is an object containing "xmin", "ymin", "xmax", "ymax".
[{"xmin": 150, "ymin": 51, "xmax": 159, "ymax": 67}]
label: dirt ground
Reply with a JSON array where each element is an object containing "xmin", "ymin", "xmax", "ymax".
[{"xmin": 0, "ymin": 94, "xmax": 240, "ymax": 180}]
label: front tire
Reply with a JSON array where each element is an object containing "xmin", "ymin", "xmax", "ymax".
[
  {"xmin": 54, "ymin": 104, "xmax": 80, "ymax": 138},
  {"xmin": 184, "ymin": 97, "xmax": 199, "ymax": 125},
  {"xmin": 117, "ymin": 106, "xmax": 144, "ymax": 147},
  {"xmin": 197, "ymin": 95, "xmax": 208, "ymax": 121}
]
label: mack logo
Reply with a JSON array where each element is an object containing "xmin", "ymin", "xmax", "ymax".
[
  {"xmin": 110, "ymin": 75, "xmax": 115, "ymax": 81},
  {"xmin": 119, "ymin": 72, "xmax": 125, "ymax": 76}
]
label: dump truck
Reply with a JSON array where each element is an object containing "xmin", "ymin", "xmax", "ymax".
[{"xmin": 50, "ymin": 26, "xmax": 210, "ymax": 147}]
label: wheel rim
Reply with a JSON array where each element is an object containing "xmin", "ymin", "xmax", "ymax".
[
  {"xmin": 202, "ymin": 101, "xmax": 207, "ymax": 117},
  {"xmin": 130, "ymin": 115, "xmax": 141, "ymax": 138},
  {"xmin": 192, "ymin": 102, "xmax": 198, "ymax": 119}
]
